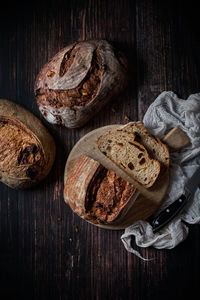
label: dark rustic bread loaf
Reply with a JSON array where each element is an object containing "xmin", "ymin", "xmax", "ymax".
[
  {"xmin": 34, "ymin": 40, "xmax": 127, "ymax": 128},
  {"xmin": 0, "ymin": 99, "xmax": 56, "ymax": 189},
  {"xmin": 97, "ymin": 129, "xmax": 161, "ymax": 188},
  {"xmin": 122, "ymin": 122, "xmax": 170, "ymax": 173},
  {"xmin": 64, "ymin": 155, "xmax": 139, "ymax": 225}
]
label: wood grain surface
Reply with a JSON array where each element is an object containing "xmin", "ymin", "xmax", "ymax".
[{"xmin": 0, "ymin": 1, "xmax": 200, "ymax": 299}]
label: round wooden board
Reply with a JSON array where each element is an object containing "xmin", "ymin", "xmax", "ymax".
[{"xmin": 64, "ymin": 125, "xmax": 169, "ymax": 230}]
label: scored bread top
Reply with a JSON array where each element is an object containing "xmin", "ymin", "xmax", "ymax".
[
  {"xmin": 34, "ymin": 40, "xmax": 128, "ymax": 128},
  {"xmin": 0, "ymin": 99, "xmax": 56, "ymax": 189},
  {"xmin": 122, "ymin": 122, "xmax": 170, "ymax": 173},
  {"xmin": 97, "ymin": 129, "xmax": 161, "ymax": 188}
]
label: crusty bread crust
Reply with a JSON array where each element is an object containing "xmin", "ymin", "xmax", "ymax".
[{"xmin": 64, "ymin": 155, "xmax": 102, "ymax": 219}]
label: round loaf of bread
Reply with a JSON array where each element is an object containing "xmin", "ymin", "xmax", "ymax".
[
  {"xmin": 0, "ymin": 99, "xmax": 56, "ymax": 189},
  {"xmin": 34, "ymin": 40, "xmax": 127, "ymax": 128}
]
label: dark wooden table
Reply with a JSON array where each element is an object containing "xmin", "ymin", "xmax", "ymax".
[{"xmin": 0, "ymin": 1, "xmax": 200, "ymax": 299}]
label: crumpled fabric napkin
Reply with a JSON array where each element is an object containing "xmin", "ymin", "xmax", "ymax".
[{"xmin": 121, "ymin": 91, "xmax": 200, "ymax": 260}]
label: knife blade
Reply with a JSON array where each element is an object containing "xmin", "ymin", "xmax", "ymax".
[{"xmin": 149, "ymin": 167, "xmax": 200, "ymax": 233}]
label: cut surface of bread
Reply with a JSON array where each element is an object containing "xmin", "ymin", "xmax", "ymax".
[
  {"xmin": 85, "ymin": 168, "xmax": 137, "ymax": 224},
  {"xmin": 97, "ymin": 130, "xmax": 160, "ymax": 188},
  {"xmin": 122, "ymin": 122, "xmax": 170, "ymax": 173}
]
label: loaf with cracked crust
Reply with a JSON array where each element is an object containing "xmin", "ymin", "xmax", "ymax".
[
  {"xmin": 64, "ymin": 155, "xmax": 139, "ymax": 225},
  {"xmin": 122, "ymin": 122, "xmax": 170, "ymax": 174},
  {"xmin": 34, "ymin": 40, "xmax": 127, "ymax": 128},
  {"xmin": 0, "ymin": 99, "xmax": 56, "ymax": 189},
  {"xmin": 97, "ymin": 129, "xmax": 161, "ymax": 188}
]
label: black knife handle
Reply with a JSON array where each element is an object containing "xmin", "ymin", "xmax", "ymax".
[{"xmin": 150, "ymin": 194, "xmax": 188, "ymax": 233}]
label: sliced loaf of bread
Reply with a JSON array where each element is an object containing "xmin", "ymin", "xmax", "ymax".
[
  {"xmin": 122, "ymin": 122, "xmax": 170, "ymax": 173},
  {"xmin": 97, "ymin": 129, "xmax": 160, "ymax": 188}
]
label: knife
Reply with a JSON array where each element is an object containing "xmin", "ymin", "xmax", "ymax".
[{"xmin": 149, "ymin": 167, "xmax": 200, "ymax": 233}]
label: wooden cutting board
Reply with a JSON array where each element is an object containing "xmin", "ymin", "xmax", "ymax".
[{"xmin": 64, "ymin": 124, "xmax": 190, "ymax": 230}]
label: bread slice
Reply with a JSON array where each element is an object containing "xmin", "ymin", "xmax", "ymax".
[
  {"xmin": 97, "ymin": 129, "xmax": 160, "ymax": 188},
  {"xmin": 122, "ymin": 122, "xmax": 170, "ymax": 173}
]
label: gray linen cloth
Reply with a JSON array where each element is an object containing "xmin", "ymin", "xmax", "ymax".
[{"xmin": 121, "ymin": 91, "xmax": 200, "ymax": 260}]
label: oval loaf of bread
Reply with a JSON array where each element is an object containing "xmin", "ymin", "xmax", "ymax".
[
  {"xmin": 64, "ymin": 155, "xmax": 139, "ymax": 225},
  {"xmin": 97, "ymin": 129, "xmax": 161, "ymax": 188},
  {"xmin": 0, "ymin": 99, "xmax": 56, "ymax": 189},
  {"xmin": 34, "ymin": 40, "xmax": 127, "ymax": 128}
]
